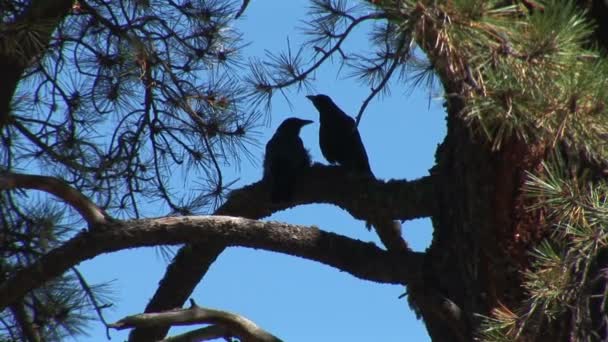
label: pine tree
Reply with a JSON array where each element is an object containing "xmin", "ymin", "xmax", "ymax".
[{"xmin": 2, "ymin": 0, "xmax": 608, "ymax": 341}]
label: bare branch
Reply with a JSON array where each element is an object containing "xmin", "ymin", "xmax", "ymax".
[
  {"xmin": 110, "ymin": 299, "xmax": 282, "ymax": 342},
  {"xmin": 0, "ymin": 215, "xmax": 425, "ymax": 310},
  {"xmin": 72, "ymin": 268, "xmax": 112, "ymax": 340},
  {"xmin": 355, "ymin": 57, "xmax": 400, "ymax": 126},
  {"xmin": 0, "ymin": 172, "xmax": 109, "ymax": 227},
  {"xmin": 245, "ymin": 11, "xmax": 385, "ymax": 107}
]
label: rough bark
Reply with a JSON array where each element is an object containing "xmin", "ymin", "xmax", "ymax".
[
  {"xmin": 401, "ymin": 4, "xmax": 549, "ymax": 341},
  {"xmin": 412, "ymin": 114, "xmax": 546, "ymax": 341}
]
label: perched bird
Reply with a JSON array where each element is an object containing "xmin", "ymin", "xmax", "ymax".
[
  {"xmin": 306, "ymin": 94, "xmax": 374, "ymax": 177},
  {"xmin": 263, "ymin": 117, "xmax": 313, "ymax": 202}
]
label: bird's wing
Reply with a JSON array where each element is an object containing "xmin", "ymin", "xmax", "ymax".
[
  {"xmin": 349, "ymin": 128, "xmax": 373, "ymax": 175},
  {"xmin": 319, "ymin": 124, "xmax": 338, "ymax": 164}
]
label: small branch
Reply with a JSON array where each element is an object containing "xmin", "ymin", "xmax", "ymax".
[
  {"xmin": 72, "ymin": 268, "xmax": 112, "ymax": 339},
  {"xmin": 0, "ymin": 172, "xmax": 109, "ymax": 228},
  {"xmin": 261, "ymin": 12, "xmax": 384, "ymax": 91},
  {"xmin": 163, "ymin": 324, "xmax": 228, "ymax": 342},
  {"xmin": 234, "ymin": 0, "xmax": 250, "ymax": 19},
  {"xmin": 130, "ymin": 243, "xmax": 225, "ymax": 341},
  {"xmin": 355, "ymin": 57, "xmax": 401, "ymax": 126},
  {"xmin": 110, "ymin": 299, "xmax": 282, "ymax": 342},
  {"xmin": 0, "ymin": 215, "xmax": 425, "ymax": 309},
  {"xmin": 11, "ymin": 120, "xmax": 96, "ymax": 173}
]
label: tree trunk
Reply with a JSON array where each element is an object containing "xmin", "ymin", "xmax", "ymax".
[{"xmin": 408, "ymin": 99, "xmax": 546, "ymax": 341}]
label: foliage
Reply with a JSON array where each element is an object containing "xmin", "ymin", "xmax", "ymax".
[{"xmin": 479, "ymin": 155, "xmax": 608, "ymax": 341}]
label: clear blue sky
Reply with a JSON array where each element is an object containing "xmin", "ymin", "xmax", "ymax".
[{"xmin": 79, "ymin": 1, "xmax": 446, "ymax": 340}]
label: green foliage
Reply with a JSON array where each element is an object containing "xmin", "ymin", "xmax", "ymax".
[
  {"xmin": 433, "ymin": 0, "xmax": 608, "ymax": 160},
  {"xmin": 0, "ymin": 192, "xmax": 115, "ymax": 340},
  {"xmin": 479, "ymin": 155, "xmax": 608, "ymax": 340}
]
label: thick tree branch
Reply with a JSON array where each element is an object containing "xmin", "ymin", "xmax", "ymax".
[
  {"xmin": 0, "ymin": 215, "xmax": 424, "ymax": 310},
  {"xmin": 132, "ymin": 165, "xmax": 435, "ymax": 341},
  {"xmin": 110, "ymin": 299, "xmax": 282, "ymax": 342},
  {"xmin": 219, "ymin": 164, "xmax": 436, "ymax": 221},
  {"xmin": 0, "ymin": 172, "xmax": 109, "ymax": 228}
]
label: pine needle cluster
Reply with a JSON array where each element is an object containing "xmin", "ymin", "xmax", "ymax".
[{"xmin": 480, "ymin": 155, "xmax": 608, "ymax": 340}]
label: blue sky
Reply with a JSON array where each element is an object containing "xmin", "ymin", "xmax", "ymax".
[{"xmin": 79, "ymin": 1, "xmax": 446, "ymax": 340}]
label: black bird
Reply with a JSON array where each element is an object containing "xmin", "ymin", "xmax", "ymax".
[
  {"xmin": 306, "ymin": 94, "xmax": 374, "ymax": 177},
  {"xmin": 264, "ymin": 117, "xmax": 313, "ymax": 202}
]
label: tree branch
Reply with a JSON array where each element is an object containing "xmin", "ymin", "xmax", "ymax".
[
  {"xmin": 218, "ymin": 164, "xmax": 436, "ymax": 221},
  {"xmin": 0, "ymin": 215, "xmax": 425, "ymax": 310},
  {"xmin": 110, "ymin": 299, "xmax": 282, "ymax": 342},
  {"xmin": 0, "ymin": 172, "xmax": 109, "ymax": 228},
  {"xmin": 131, "ymin": 164, "xmax": 435, "ymax": 341},
  {"xmin": 163, "ymin": 325, "xmax": 229, "ymax": 342}
]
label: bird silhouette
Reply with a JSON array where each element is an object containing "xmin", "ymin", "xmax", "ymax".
[
  {"xmin": 263, "ymin": 117, "xmax": 313, "ymax": 202},
  {"xmin": 306, "ymin": 94, "xmax": 374, "ymax": 177}
]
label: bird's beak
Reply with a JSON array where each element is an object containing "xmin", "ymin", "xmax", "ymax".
[
  {"xmin": 301, "ymin": 119, "xmax": 313, "ymax": 126},
  {"xmin": 305, "ymin": 95, "xmax": 315, "ymax": 102}
]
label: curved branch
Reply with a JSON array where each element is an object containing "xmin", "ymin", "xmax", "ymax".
[
  {"xmin": 0, "ymin": 215, "xmax": 425, "ymax": 310},
  {"xmin": 110, "ymin": 299, "xmax": 282, "ymax": 342},
  {"xmin": 132, "ymin": 165, "xmax": 435, "ymax": 341},
  {"xmin": 0, "ymin": 171, "xmax": 109, "ymax": 227}
]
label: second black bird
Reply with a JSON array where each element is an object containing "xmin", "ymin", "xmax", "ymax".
[
  {"xmin": 264, "ymin": 117, "xmax": 313, "ymax": 202},
  {"xmin": 306, "ymin": 94, "xmax": 374, "ymax": 177}
]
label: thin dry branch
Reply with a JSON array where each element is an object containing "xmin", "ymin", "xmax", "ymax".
[
  {"xmin": 110, "ymin": 299, "xmax": 282, "ymax": 342},
  {"xmin": 0, "ymin": 215, "xmax": 425, "ymax": 310},
  {"xmin": 0, "ymin": 171, "xmax": 109, "ymax": 227}
]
